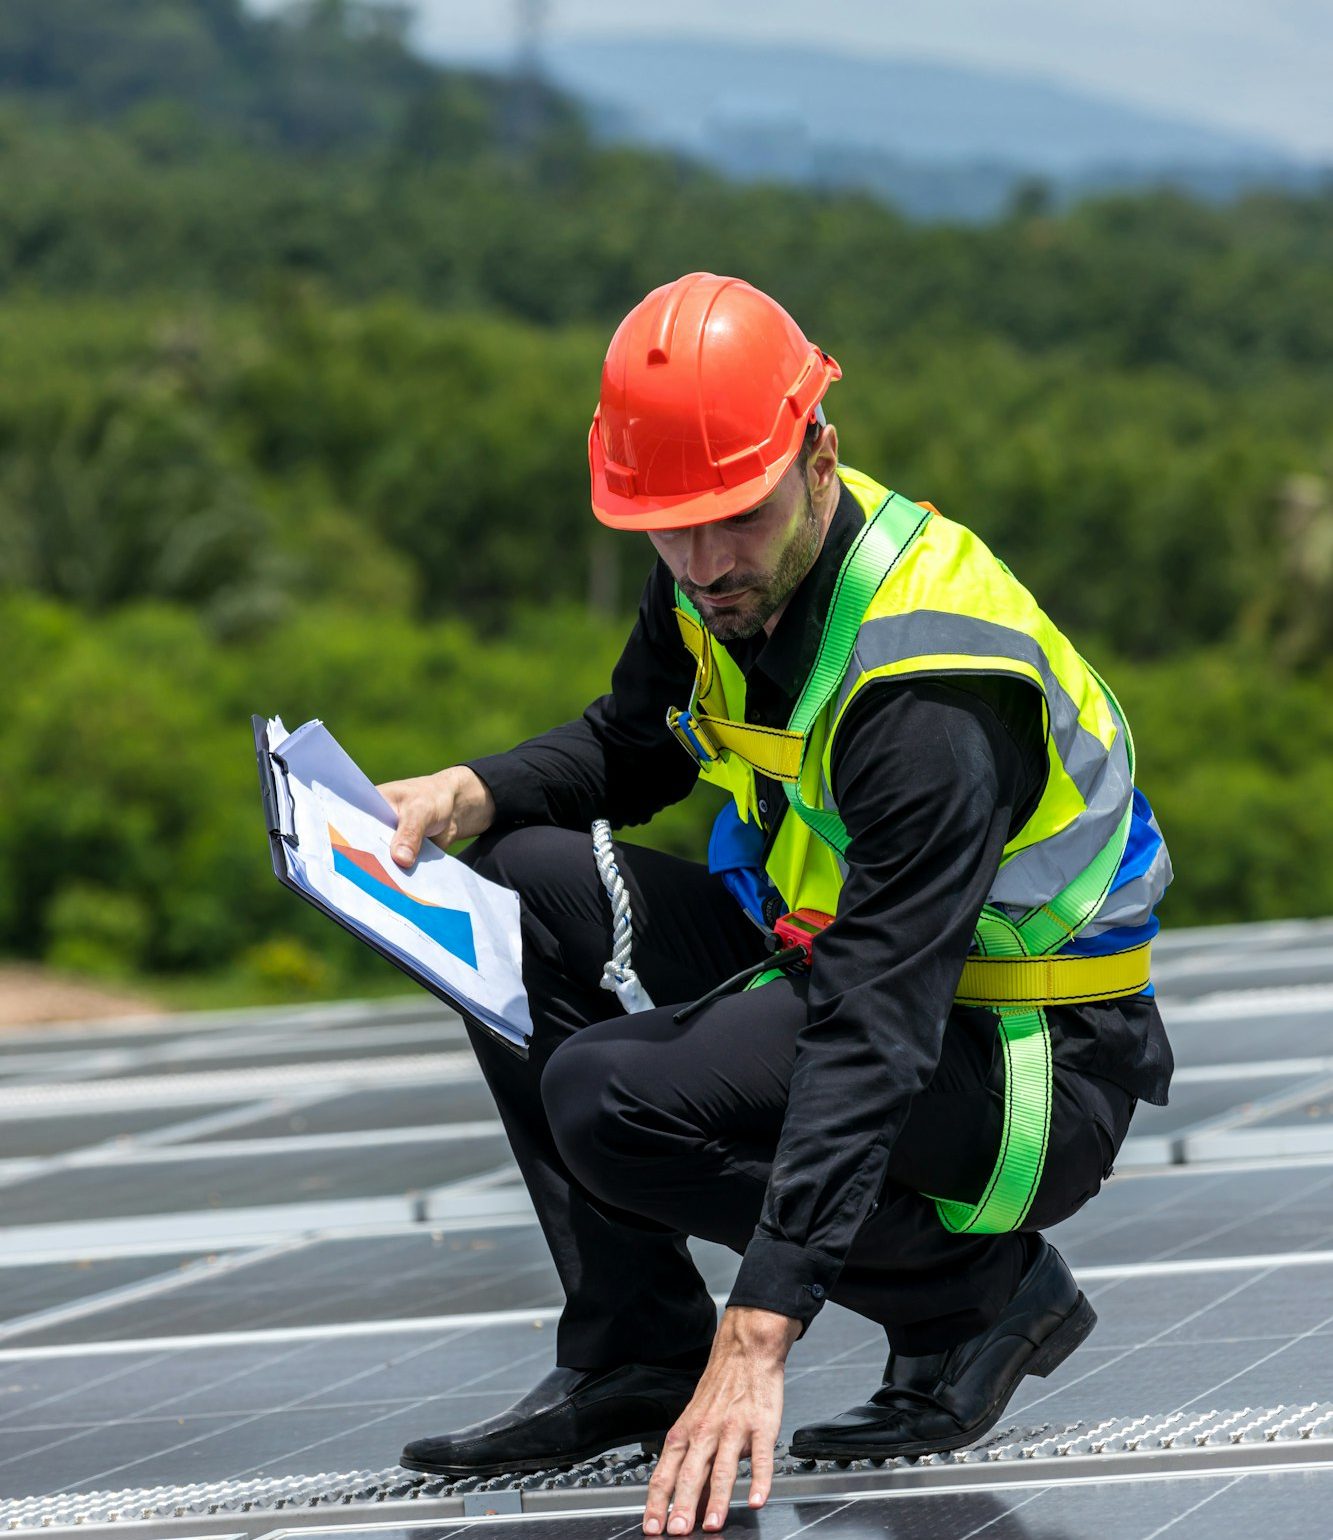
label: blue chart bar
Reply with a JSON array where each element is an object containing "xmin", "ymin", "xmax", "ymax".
[{"xmin": 332, "ymin": 848, "xmax": 478, "ymax": 969}]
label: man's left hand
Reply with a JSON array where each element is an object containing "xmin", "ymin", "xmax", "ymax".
[{"xmin": 643, "ymin": 1306, "xmax": 802, "ymax": 1535}]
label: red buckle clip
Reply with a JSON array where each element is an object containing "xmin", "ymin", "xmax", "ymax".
[{"xmin": 771, "ymin": 908, "xmax": 833, "ymax": 963}]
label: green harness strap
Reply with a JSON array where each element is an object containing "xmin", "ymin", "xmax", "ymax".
[
  {"xmin": 771, "ymin": 493, "xmax": 1136, "ymax": 1235},
  {"xmin": 782, "ymin": 494, "xmax": 931, "ymax": 847},
  {"xmin": 932, "ymin": 799, "xmax": 1132, "ymax": 1234}
]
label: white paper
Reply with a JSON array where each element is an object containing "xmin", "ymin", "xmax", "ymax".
[
  {"xmin": 265, "ymin": 717, "xmax": 531, "ymax": 1050},
  {"xmin": 269, "ymin": 715, "xmax": 398, "ymax": 827}
]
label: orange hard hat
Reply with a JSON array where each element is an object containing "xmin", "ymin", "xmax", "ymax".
[{"xmin": 588, "ymin": 272, "xmax": 841, "ymax": 530}]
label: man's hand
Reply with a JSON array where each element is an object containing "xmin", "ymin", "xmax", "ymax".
[
  {"xmin": 643, "ymin": 1307, "xmax": 800, "ymax": 1535},
  {"xmin": 376, "ymin": 766, "xmax": 496, "ymax": 867}
]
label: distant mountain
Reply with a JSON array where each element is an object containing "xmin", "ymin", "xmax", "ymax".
[
  {"xmin": 501, "ymin": 34, "xmax": 1320, "ymax": 220},
  {"xmin": 10, "ymin": 4, "xmax": 1321, "ymax": 224},
  {"xmin": 537, "ymin": 35, "xmax": 1295, "ymax": 173}
]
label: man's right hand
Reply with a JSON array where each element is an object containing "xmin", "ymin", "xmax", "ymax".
[{"xmin": 376, "ymin": 766, "xmax": 496, "ymax": 868}]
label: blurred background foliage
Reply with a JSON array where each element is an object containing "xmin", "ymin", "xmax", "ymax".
[{"xmin": 0, "ymin": 0, "xmax": 1330, "ymax": 1000}]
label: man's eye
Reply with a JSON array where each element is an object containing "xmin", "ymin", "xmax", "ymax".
[{"xmin": 729, "ymin": 510, "xmax": 762, "ymax": 527}]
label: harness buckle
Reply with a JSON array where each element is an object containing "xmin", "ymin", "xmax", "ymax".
[{"xmin": 666, "ymin": 706, "xmax": 721, "ymax": 767}]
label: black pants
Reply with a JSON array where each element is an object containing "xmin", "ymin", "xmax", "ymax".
[{"xmin": 459, "ymin": 825, "xmax": 1134, "ymax": 1369}]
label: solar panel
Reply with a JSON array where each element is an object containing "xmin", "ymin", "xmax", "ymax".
[{"xmin": 3, "ymin": 926, "xmax": 1333, "ymax": 1538}]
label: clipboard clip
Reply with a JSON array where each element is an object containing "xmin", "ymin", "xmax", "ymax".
[{"xmin": 263, "ymin": 750, "xmax": 300, "ymax": 850}]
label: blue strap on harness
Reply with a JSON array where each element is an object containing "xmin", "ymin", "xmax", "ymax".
[
  {"xmin": 707, "ymin": 803, "xmax": 782, "ymax": 929},
  {"xmin": 1058, "ymin": 788, "xmax": 1171, "ymax": 994}
]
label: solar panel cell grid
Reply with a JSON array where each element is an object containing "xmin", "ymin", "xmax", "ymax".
[
  {"xmin": 2, "ymin": 927, "xmax": 1332, "ymax": 1537},
  {"xmin": 0, "ymin": 1141, "xmax": 516, "ymax": 1226},
  {"xmin": 184, "ymin": 1084, "xmax": 500, "ymax": 1142}
]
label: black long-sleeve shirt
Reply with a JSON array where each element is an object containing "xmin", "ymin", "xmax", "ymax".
[{"xmin": 467, "ymin": 483, "xmax": 1173, "ymax": 1323}]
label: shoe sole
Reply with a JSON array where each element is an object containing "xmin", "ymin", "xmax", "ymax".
[
  {"xmin": 790, "ymin": 1291, "xmax": 1098, "ymax": 1464},
  {"xmin": 400, "ymin": 1435, "xmax": 665, "ymax": 1479}
]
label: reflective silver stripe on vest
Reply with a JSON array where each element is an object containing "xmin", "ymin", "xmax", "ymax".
[
  {"xmin": 1078, "ymin": 804, "xmax": 1174, "ymax": 937},
  {"xmin": 838, "ymin": 611, "xmax": 1133, "ymax": 913}
]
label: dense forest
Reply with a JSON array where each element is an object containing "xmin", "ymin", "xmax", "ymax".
[{"xmin": 1, "ymin": 0, "xmax": 1330, "ymax": 997}]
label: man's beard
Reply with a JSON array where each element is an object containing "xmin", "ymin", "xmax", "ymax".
[{"xmin": 685, "ymin": 485, "xmax": 821, "ymax": 643}]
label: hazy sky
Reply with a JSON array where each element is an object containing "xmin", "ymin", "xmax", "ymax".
[{"xmin": 397, "ymin": 0, "xmax": 1330, "ymax": 159}]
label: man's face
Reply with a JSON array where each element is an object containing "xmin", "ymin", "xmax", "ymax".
[{"xmin": 647, "ymin": 453, "xmax": 823, "ymax": 643}]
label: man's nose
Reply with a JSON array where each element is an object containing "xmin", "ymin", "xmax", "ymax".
[{"xmin": 684, "ymin": 527, "xmax": 735, "ymax": 590}]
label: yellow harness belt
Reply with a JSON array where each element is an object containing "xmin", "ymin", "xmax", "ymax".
[
  {"xmin": 956, "ymin": 944, "xmax": 1151, "ymax": 1007},
  {"xmin": 667, "ymin": 608, "xmax": 805, "ymax": 780}
]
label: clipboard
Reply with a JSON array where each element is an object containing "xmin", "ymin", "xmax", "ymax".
[{"xmin": 251, "ymin": 714, "xmax": 528, "ymax": 1059}]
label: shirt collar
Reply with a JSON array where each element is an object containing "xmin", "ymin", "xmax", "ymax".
[{"xmin": 731, "ymin": 476, "xmax": 864, "ymax": 703}]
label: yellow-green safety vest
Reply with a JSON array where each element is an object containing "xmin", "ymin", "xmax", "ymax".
[{"xmin": 666, "ymin": 465, "xmax": 1154, "ymax": 1235}]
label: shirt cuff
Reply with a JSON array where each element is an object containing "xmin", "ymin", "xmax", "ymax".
[
  {"xmin": 462, "ymin": 753, "xmax": 548, "ymax": 828},
  {"xmin": 726, "ymin": 1233, "xmax": 842, "ymax": 1329}
]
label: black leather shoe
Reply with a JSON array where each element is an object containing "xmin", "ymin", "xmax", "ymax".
[
  {"xmin": 790, "ymin": 1238, "xmax": 1096, "ymax": 1461},
  {"xmin": 399, "ymin": 1362, "xmax": 701, "ymax": 1477}
]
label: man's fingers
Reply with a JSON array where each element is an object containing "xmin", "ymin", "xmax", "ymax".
[
  {"xmin": 701, "ymin": 1437, "xmax": 744, "ymax": 1532},
  {"xmin": 643, "ymin": 1426, "xmax": 687, "ymax": 1534},
  {"xmin": 665, "ymin": 1441, "xmax": 716, "ymax": 1535},
  {"xmin": 372, "ymin": 785, "xmax": 419, "ymax": 868},
  {"xmin": 747, "ymin": 1430, "xmax": 777, "ymax": 1510},
  {"xmin": 376, "ymin": 776, "xmax": 458, "ymax": 865},
  {"xmin": 390, "ymin": 815, "xmax": 423, "ymax": 867},
  {"xmin": 389, "ymin": 796, "xmax": 453, "ymax": 866}
]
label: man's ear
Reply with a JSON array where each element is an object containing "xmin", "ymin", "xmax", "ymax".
[{"xmin": 809, "ymin": 424, "xmax": 840, "ymax": 505}]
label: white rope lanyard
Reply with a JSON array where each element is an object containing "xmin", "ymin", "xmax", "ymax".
[{"xmin": 591, "ymin": 819, "xmax": 655, "ymax": 1014}]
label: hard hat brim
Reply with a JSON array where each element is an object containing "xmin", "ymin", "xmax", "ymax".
[{"xmin": 589, "ymin": 424, "xmax": 807, "ymax": 531}]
